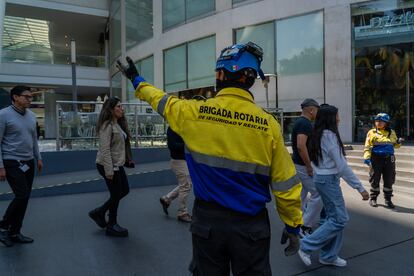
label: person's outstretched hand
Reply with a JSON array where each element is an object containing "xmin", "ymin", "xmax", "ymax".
[
  {"xmin": 116, "ymin": 56, "xmax": 145, "ymax": 89},
  {"xmin": 116, "ymin": 56, "xmax": 139, "ymax": 81}
]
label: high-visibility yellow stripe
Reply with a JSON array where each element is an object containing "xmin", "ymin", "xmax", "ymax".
[
  {"xmin": 186, "ymin": 147, "xmax": 270, "ymax": 176},
  {"xmin": 271, "ymin": 175, "xmax": 300, "ymax": 191},
  {"xmin": 157, "ymin": 95, "xmax": 170, "ymax": 115}
]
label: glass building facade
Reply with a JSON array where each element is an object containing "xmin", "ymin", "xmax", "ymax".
[
  {"xmin": 164, "ymin": 36, "xmax": 216, "ymax": 93},
  {"xmin": 126, "ymin": 0, "xmax": 153, "ymax": 50},
  {"xmin": 234, "ymin": 11, "xmax": 324, "ymax": 112},
  {"xmin": 162, "ymin": 0, "xmax": 215, "ymax": 30},
  {"xmin": 5, "ymin": 0, "xmax": 413, "ymax": 143},
  {"xmin": 109, "ymin": 0, "xmax": 121, "ymax": 64},
  {"xmin": 127, "ymin": 55, "xmax": 154, "ymax": 102},
  {"xmin": 352, "ymin": 0, "xmax": 414, "ymax": 141},
  {"xmin": 2, "ymin": 13, "xmax": 106, "ymax": 67}
]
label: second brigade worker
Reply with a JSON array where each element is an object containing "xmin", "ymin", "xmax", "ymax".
[
  {"xmin": 88, "ymin": 97, "xmax": 132, "ymax": 237},
  {"xmin": 298, "ymin": 104, "xmax": 369, "ymax": 267},
  {"xmin": 159, "ymin": 126, "xmax": 193, "ymax": 223},
  {"xmin": 291, "ymin": 98, "xmax": 322, "ymax": 237},
  {"xmin": 0, "ymin": 86, "xmax": 43, "ymax": 247},
  {"xmin": 117, "ymin": 41, "xmax": 303, "ymax": 275},
  {"xmin": 364, "ymin": 113, "xmax": 404, "ymax": 209}
]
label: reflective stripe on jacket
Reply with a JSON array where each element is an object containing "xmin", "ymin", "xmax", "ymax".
[
  {"xmin": 364, "ymin": 128, "xmax": 400, "ymax": 160},
  {"xmin": 135, "ymin": 82, "xmax": 303, "ymax": 228}
]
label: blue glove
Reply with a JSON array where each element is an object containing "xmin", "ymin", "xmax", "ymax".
[{"xmin": 364, "ymin": 159, "xmax": 371, "ymax": 166}]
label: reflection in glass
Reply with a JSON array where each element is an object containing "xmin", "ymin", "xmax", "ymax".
[
  {"xmin": 276, "ymin": 11, "xmax": 324, "ymax": 112},
  {"xmin": 236, "ymin": 22, "xmax": 275, "ymax": 74},
  {"xmin": 126, "ymin": 0, "xmax": 153, "ymax": 50},
  {"xmin": 186, "ymin": 0, "xmax": 214, "ymax": 21},
  {"xmin": 188, "ymin": 36, "xmax": 216, "ymax": 88},
  {"xmin": 2, "ymin": 15, "xmax": 105, "ymax": 67},
  {"xmin": 110, "ymin": 2, "xmax": 122, "ymax": 64},
  {"xmin": 352, "ymin": 0, "xmax": 414, "ymax": 141},
  {"xmin": 164, "ymin": 45, "xmax": 187, "ymax": 92},
  {"xmin": 164, "ymin": 36, "xmax": 216, "ymax": 92},
  {"xmin": 163, "ymin": 0, "xmax": 214, "ymax": 30},
  {"xmin": 163, "ymin": 0, "xmax": 185, "ymax": 29}
]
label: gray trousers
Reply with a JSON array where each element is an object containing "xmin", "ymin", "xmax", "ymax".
[
  {"xmin": 164, "ymin": 159, "xmax": 192, "ymax": 216},
  {"xmin": 296, "ymin": 164, "xmax": 323, "ymax": 228}
]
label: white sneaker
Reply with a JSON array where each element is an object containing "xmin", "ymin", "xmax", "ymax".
[
  {"xmin": 319, "ymin": 257, "xmax": 347, "ymax": 267},
  {"xmin": 298, "ymin": 249, "xmax": 312, "ymax": 266}
]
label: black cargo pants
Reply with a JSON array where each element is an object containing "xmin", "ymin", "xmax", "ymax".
[
  {"xmin": 0, "ymin": 159, "xmax": 35, "ymax": 235},
  {"xmin": 369, "ymin": 153, "xmax": 396, "ymax": 200},
  {"xmin": 189, "ymin": 199, "xmax": 271, "ymax": 276}
]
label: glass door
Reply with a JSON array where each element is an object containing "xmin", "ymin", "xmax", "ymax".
[
  {"xmin": 354, "ymin": 43, "xmax": 414, "ymax": 141},
  {"xmin": 351, "ymin": 0, "xmax": 414, "ymax": 142}
]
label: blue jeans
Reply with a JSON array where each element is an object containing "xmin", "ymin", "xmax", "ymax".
[{"xmin": 300, "ymin": 174, "xmax": 349, "ymax": 262}]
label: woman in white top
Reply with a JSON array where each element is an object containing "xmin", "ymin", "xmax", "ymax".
[{"xmin": 298, "ymin": 104, "xmax": 369, "ymax": 267}]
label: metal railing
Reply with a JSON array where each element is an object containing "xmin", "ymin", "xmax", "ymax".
[
  {"xmin": 263, "ymin": 108, "xmax": 300, "ymax": 143},
  {"xmin": 55, "ymin": 101, "xmax": 167, "ymax": 151},
  {"xmin": 55, "ymin": 102, "xmax": 295, "ymax": 151},
  {"xmin": 2, "ymin": 49, "xmax": 106, "ymax": 67}
]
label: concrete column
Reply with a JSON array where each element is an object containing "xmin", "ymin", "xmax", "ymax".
[
  {"xmin": 324, "ymin": 5, "xmax": 353, "ymax": 142},
  {"xmin": 104, "ymin": 36, "xmax": 109, "ymax": 68},
  {"xmin": 120, "ymin": 0, "xmax": 127, "ymax": 101},
  {"xmin": 44, "ymin": 92, "xmax": 72, "ymax": 139},
  {"xmin": 153, "ymin": 0, "xmax": 163, "ymax": 88},
  {"xmin": 0, "ymin": 0, "xmax": 6, "ymax": 65}
]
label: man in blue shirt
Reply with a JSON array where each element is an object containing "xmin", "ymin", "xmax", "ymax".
[{"xmin": 0, "ymin": 86, "xmax": 43, "ymax": 246}]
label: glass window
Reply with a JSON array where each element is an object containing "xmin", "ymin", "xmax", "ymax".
[
  {"xmin": 186, "ymin": 0, "xmax": 214, "ymax": 21},
  {"xmin": 163, "ymin": 0, "xmax": 214, "ymax": 30},
  {"xmin": 276, "ymin": 11, "xmax": 324, "ymax": 112},
  {"xmin": 235, "ymin": 22, "xmax": 275, "ymax": 74},
  {"xmin": 138, "ymin": 56, "xmax": 155, "ymax": 85},
  {"xmin": 164, "ymin": 44, "xmax": 187, "ymax": 92},
  {"xmin": 188, "ymin": 36, "xmax": 216, "ymax": 88},
  {"xmin": 164, "ymin": 36, "xmax": 216, "ymax": 92},
  {"xmin": 162, "ymin": 0, "xmax": 185, "ymax": 30},
  {"xmin": 2, "ymin": 12, "xmax": 106, "ymax": 67},
  {"xmin": 352, "ymin": 0, "xmax": 414, "ymax": 141},
  {"xmin": 127, "ymin": 56, "xmax": 154, "ymax": 102},
  {"xmin": 110, "ymin": 2, "xmax": 122, "ymax": 64},
  {"xmin": 126, "ymin": 0, "xmax": 153, "ymax": 50}
]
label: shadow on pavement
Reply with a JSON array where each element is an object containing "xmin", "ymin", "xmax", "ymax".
[{"xmin": 0, "ymin": 185, "xmax": 413, "ymax": 276}]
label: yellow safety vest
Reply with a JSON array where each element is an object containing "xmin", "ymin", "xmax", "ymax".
[
  {"xmin": 364, "ymin": 128, "xmax": 400, "ymax": 160},
  {"xmin": 135, "ymin": 83, "xmax": 303, "ymax": 228}
]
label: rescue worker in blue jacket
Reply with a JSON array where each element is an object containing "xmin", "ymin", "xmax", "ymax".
[
  {"xmin": 117, "ymin": 41, "xmax": 303, "ymax": 276},
  {"xmin": 364, "ymin": 113, "xmax": 404, "ymax": 208}
]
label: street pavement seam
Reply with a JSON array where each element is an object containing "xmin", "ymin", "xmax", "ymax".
[
  {"xmin": 292, "ymin": 236, "xmax": 414, "ymax": 275},
  {"xmin": 0, "ymin": 169, "xmax": 168, "ymax": 196}
]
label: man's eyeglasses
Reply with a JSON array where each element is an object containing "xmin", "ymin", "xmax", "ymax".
[{"xmin": 20, "ymin": 94, "xmax": 33, "ymax": 100}]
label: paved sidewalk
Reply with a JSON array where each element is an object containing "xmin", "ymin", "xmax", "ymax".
[
  {"xmin": 0, "ymin": 161, "xmax": 172, "ymax": 200},
  {"xmin": 0, "ymin": 182, "xmax": 413, "ymax": 275}
]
